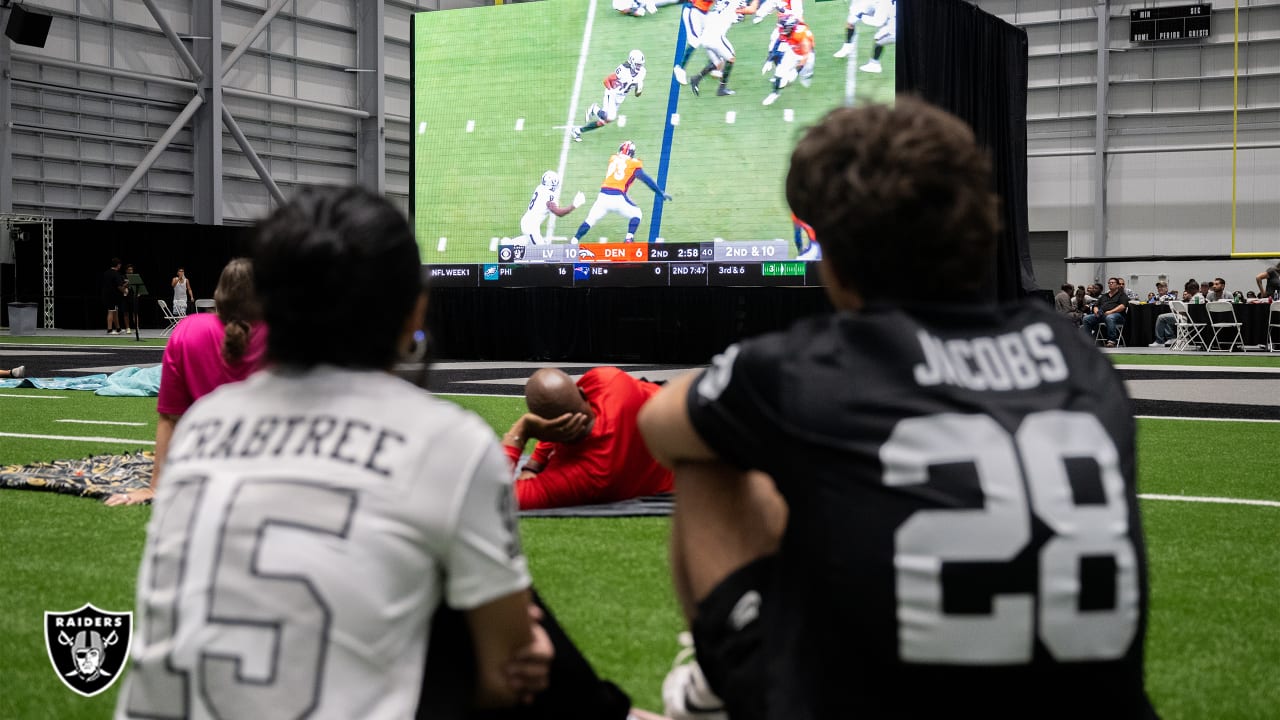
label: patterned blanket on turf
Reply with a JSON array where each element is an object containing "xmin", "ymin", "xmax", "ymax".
[
  {"xmin": 0, "ymin": 452, "xmax": 153, "ymax": 498},
  {"xmin": 0, "ymin": 454, "xmax": 672, "ymax": 514}
]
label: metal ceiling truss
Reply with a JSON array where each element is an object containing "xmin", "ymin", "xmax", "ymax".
[{"xmin": 93, "ymin": 0, "xmax": 383, "ymax": 222}]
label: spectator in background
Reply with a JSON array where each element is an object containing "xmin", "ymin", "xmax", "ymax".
[
  {"xmin": 1120, "ymin": 277, "xmax": 1138, "ymax": 300},
  {"xmin": 1247, "ymin": 291, "xmax": 1258, "ymax": 299},
  {"xmin": 1083, "ymin": 277, "xmax": 1129, "ymax": 346},
  {"xmin": 1231, "ymin": 290, "xmax": 1245, "ymax": 303},
  {"xmin": 1207, "ymin": 278, "xmax": 1227, "ymax": 302},
  {"xmin": 1153, "ymin": 281, "xmax": 1176, "ymax": 303},
  {"xmin": 102, "ymin": 257, "xmax": 126, "ymax": 335},
  {"xmin": 0, "ymin": 365, "xmax": 24, "ymax": 378},
  {"xmin": 1199, "ymin": 280, "xmax": 1212, "ymax": 298},
  {"xmin": 105, "ymin": 258, "xmax": 267, "ymax": 507},
  {"xmin": 1256, "ymin": 264, "xmax": 1280, "ymax": 299},
  {"xmin": 1084, "ymin": 282, "xmax": 1102, "ymax": 304},
  {"xmin": 502, "ymin": 366, "xmax": 674, "ymax": 509},
  {"xmin": 1055, "ymin": 283, "xmax": 1083, "ymax": 325},
  {"xmin": 1183, "ymin": 279, "xmax": 1205, "ymax": 304},
  {"xmin": 171, "ymin": 266, "xmax": 194, "ymax": 316},
  {"xmin": 1071, "ymin": 285, "xmax": 1089, "ymax": 320},
  {"xmin": 121, "ymin": 263, "xmax": 141, "ymax": 334}
]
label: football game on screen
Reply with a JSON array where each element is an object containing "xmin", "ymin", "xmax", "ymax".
[{"xmin": 412, "ymin": 0, "xmax": 896, "ymax": 265}]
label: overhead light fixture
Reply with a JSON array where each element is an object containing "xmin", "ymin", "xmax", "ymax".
[{"xmin": 343, "ymin": 68, "xmax": 375, "ymax": 73}]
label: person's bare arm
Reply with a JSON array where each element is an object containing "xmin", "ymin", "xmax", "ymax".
[
  {"xmin": 464, "ymin": 589, "xmax": 547, "ymax": 707},
  {"xmin": 669, "ymin": 464, "xmax": 787, "ymax": 622},
  {"xmin": 637, "ymin": 371, "xmax": 717, "ymax": 468},
  {"xmin": 1258, "ymin": 271, "xmax": 1269, "ymax": 295},
  {"xmin": 547, "ymin": 201, "xmax": 575, "ymax": 218},
  {"xmin": 105, "ymin": 412, "xmax": 180, "ymax": 506}
]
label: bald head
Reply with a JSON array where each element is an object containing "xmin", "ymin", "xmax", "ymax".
[{"xmin": 526, "ymin": 368, "xmax": 589, "ymax": 419}]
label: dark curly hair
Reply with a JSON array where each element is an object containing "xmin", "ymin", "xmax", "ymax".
[
  {"xmin": 786, "ymin": 97, "xmax": 1001, "ymax": 303},
  {"xmin": 253, "ymin": 185, "xmax": 422, "ymax": 369}
]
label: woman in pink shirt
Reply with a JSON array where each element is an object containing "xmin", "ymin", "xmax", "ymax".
[{"xmin": 105, "ymin": 258, "xmax": 267, "ymax": 506}]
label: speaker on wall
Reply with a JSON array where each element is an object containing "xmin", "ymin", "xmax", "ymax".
[{"xmin": 5, "ymin": 4, "xmax": 53, "ymax": 48}]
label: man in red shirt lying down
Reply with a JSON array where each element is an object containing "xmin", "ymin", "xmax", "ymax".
[{"xmin": 502, "ymin": 366, "xmax": 675, "ymax": 509}]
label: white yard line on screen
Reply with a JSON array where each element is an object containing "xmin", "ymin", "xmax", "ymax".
[
  {"xmin": 844, "ymin": 35, "xmax": 858, "ymax": 106},
  {"xmin": 0, "ymin": 394, "xmax": 67, "ymax": 399},
  {"xmin": 549, "ymin": 0, "xmax": 599, "ymax": 238}
]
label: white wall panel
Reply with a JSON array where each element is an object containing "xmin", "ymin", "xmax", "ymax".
[
  {"xmin": 295, "ymin": 24, "xmax": 356, "ymax": 67},
  {"xmin": 977, "ymin": 0, "xmax": 1280, "ymax": 284}
]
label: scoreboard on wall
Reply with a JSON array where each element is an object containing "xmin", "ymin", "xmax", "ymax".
[
  {"xmin": 1130, "ymin": 4, "xmax": 1212, "ymax": 42},
  {"xmin": 425, "ymin": 241, "xmax": 822, "ymax": 288}
]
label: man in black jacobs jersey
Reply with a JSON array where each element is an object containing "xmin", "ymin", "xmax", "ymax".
[{"xmin": 639, "ymin": 98, "xmax": 1156, "ymax": 720}]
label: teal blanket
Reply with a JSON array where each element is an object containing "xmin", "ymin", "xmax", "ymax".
[
  {"xmin": 95, "ymin": 365, "xmax": 163, "ymax": 396},
  {"xmin": 0, "ymin": 366, "xmax": 162, "ymax": 395}
]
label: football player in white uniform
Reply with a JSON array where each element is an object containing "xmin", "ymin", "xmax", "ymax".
[
  {"xmin": 835, "ymin": 0, "xmax": 895, "ymax": 70},
  {"xmin": 116, "ymin": 186, "xmax": 550, "ymax": 720},
  {"xmin": 681, "ymin": 0, "xmax": 743, "ymax": 97},
  {"xmin": 752, "ymin": 0, "xmax": 803, "ymax": 23},
  {"xmin": 572, "ymin": 50, "xmax": 647, "ymax": 142},
  {"xmin": 858, "ymin": 0, "xmax": 896, "ymax": 72},
  {"xmin": 517, "ymin": 171, "xmax": 586, "ymax": 246}
]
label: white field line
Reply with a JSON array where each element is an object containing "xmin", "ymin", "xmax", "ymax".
[
  {"xmin": 844, "ymin": 34, "xmax": 858, "ymax": 106},
  {"xmin": 57, "ymin": 419, "xmax": 148, "ymax": 427},
  {"xmin": 1139, "ymin": 493, "xmax": 1280, "ymax": 508},
  {"xmin": 0, "ymin": 393, "xmax": 67, "ymax": 399},
  {"xmin": 1135, "ymin": 415, "xmax": 1280, "ymax": 424},
  {"xmin": 549, "ymin": 0, "xmax": 599, "ymax": 238},
  {"xmin": 1115, "ymin": 364, "xmax": 1280, "ymax": 374},
  {"xmin": 0, "ymin": 431, "xmax": 154, "ymax": 445}
]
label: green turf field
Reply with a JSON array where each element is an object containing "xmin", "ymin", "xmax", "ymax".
[
  {"xmin": 2, "ymin": 364, "xmax": 1277, "ymax": 716},
  {"xmin": 412, "ymin": 0, "xmax": 895, "ymax": 262}
]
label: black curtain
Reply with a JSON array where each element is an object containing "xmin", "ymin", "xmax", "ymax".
[
  {"xmin": 25, "ymin": 220, "xmax": 252, "ymax": 329},
  {"xmin": 898, "ymin": 0, "xmax": 1036, "ymax": 301},
  {"xmin": 427, "ymin": 287, "xmax": 831, "ymax": 363}
]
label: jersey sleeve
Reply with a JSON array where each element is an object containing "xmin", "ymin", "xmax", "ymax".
[
  {"xmin": 444, "ymin": 440, "xmax": 531, "ymax": 610},
  {"xmin": 685, "ymin": 340, "xmax": 785, "ymax": 472}
]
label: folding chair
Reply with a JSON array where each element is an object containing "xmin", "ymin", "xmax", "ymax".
[
  {"xmin": 194, "ymin": 299, "xmax": 217, "ymax": 314},
  {"xmin": 1269, "ymin": 302, "xmax": 1280, "ymax": 352},
  {"xmin": 1204, "ymin": 300, "xmax": 1243, "ymax": 352},
  {"xmin": 1090, "ymin": 311, "xmax": 1126, "ymax": 348},
  {"xmin": 1167, "ymin": 300, "xmax": 1206, "ymax": 351},
  {"xmin": 156, "ymin": 299, "xmax": 181, "ymax": 337}
]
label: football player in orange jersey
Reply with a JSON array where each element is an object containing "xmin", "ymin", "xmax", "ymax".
[
  {"xmin": 572, "ymin": 50, "xmax": 647, "ymax": 142},
  {"xmin": 572, "ymin": 141, "xmax": 673, "ymax": 244},
  {"xmin": 762, "ymin": 14, "xmax": 815, "ymax": 106}
]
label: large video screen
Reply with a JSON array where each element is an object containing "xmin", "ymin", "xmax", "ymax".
[{"xmin": 412, "ymin": 0, "xmax": 896, "ymax": 287}]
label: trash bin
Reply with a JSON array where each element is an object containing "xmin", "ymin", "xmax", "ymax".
[{"xmin": 8, "ymin": 302, "xmax": 37, "ymax": 336}]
